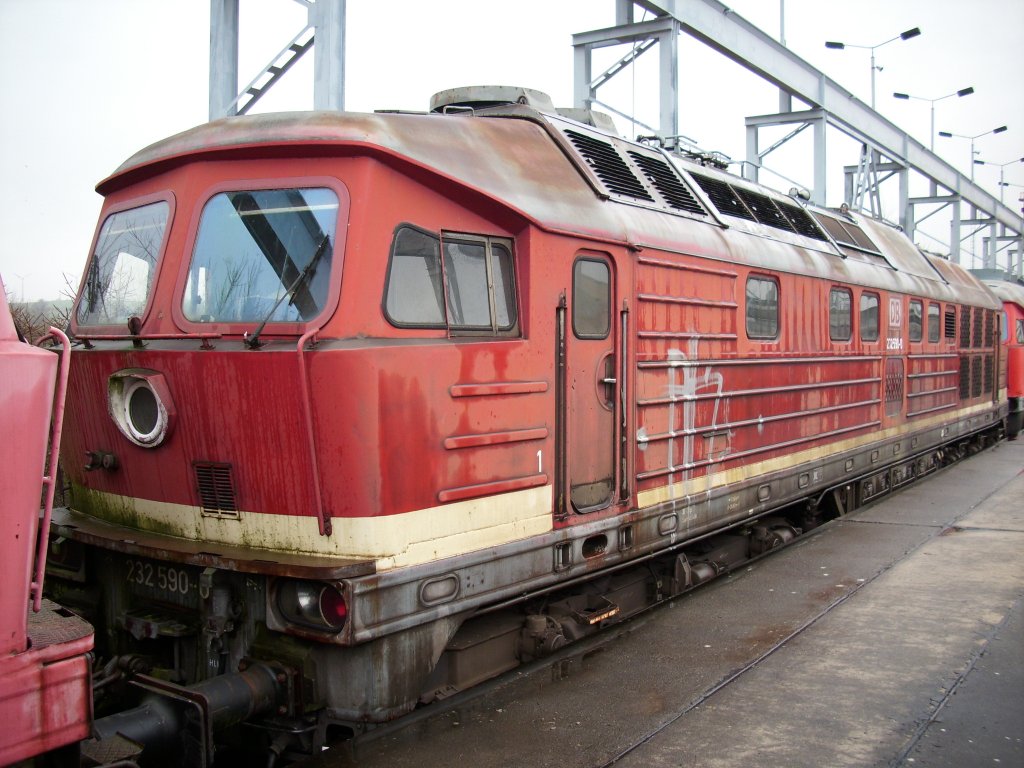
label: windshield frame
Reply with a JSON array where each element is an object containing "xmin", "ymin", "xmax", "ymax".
[
  {"xmin": 71, "ymin": 192, "xmax": 176, "ymax": 333},
  {"xmin": 171, "ymin": 175, "xmax": 349, "ymax": 337}
]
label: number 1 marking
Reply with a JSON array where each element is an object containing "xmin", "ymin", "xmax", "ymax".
[{"xmin": 537, "ymin": 450, "xmax": 543, "ymax": 473}]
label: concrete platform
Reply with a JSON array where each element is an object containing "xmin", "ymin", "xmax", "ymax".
[{"xmin": 309, "ymin": 439, "xmax": 1024, "ymax": 768}]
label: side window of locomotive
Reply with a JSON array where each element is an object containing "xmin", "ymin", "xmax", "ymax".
[
  {"xmin": 928, "ymin": 303, "xmax": 940, "ymax": 343},
  {"xmin": 829, "ymin": 287, "xmax": 852, "ymax": 342},
  {"xmin": 1017, "ymin": 318, "xmax": 1024, "ymax": 345},
  {"xmin": 383, "ymin": 226, "xmax": 445, "ymax": 326},
  {"xmin": 383, "ymin": 227, "xmax": 517, "ymax": 335},
  {"xmin": 443, "ymin": 237, "xmax": 517, "ymax": 333},
  {"xmin": 745, "ymin": 276, "xmax": 779, "ymax": 340},
  {"xmin": 908, "ymin": 300, "xmax": 923, "ymax": 343},
  {"xmin": 860, "ymin": 292, "xmax": 880, "ymax": 342},
  {"xmin": 77, "ymin": 200, "xmax": 170, "ymax": 326},
  {"xmin": 573, "ymin": 258, "xmax": 611, "ymax": 339},
  {"xmin": 183, "ymin": 188, "xmax": 338, "ymax": 323}
]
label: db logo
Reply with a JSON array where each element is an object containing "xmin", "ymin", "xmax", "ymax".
[{"xmin": 889, "ymin": 298, "xmax": 902, "ymax": 327}]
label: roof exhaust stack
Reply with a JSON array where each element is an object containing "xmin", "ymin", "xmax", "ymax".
[
  {"xmin": 430, "ymin": 86, "xmax": 556, "ymax": 114},
  {"xmin": 429, "ymin": 86, "xmax": 619, "ymax": 135}
]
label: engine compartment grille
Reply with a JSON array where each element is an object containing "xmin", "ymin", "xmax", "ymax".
[{"xmin": 194, "ymin": 462, "xmax": 239, "ymax": 519}]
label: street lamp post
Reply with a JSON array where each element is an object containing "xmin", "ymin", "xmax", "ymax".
[
  {"xmin": 893, "ymin": 87, "xmax": 974, "ymax": 151},
  {"xmin": 826, "ymin": 27, "xmax": 921, "ymax": 110},
  {"xmin": 974, "ymin": 157, "xmax": 1024, "ymax": 202},
  {"xmin": 938, "ymin": 126, "xmax": 1009, "ymax": 181}
]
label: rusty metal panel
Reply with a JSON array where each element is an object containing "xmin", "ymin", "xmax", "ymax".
[{"xmin": 0, "ymin": 600, "xmax": 93, "ymax": 765}]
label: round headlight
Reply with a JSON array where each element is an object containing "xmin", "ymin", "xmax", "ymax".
[
  {"xmin": 124, "ymin": 379, "xmax": 161, "ymax": 442},
  {"xmin": 108, "ymin": 370, "xmax": 175, "ymax": 448}
]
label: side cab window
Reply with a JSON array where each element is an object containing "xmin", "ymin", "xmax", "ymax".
[{"xmin": 383, "ymin": 225, "xmax": 518, "ymax": 336}]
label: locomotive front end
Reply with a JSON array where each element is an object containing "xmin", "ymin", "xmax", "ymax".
[
  {"xmin": 47, "ymin": 109, "xmax": 563, "ymax": 760},
  {"xmin": 46, "ymin": 137, "xmax": 385, "ymax": 758}
]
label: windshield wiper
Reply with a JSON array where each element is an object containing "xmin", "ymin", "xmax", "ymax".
[{"xmin": 244, "ymin": 234, "xmax": 331, "ymax": 349}]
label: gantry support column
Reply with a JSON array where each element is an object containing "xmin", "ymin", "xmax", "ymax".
[
  {"xmin": 208, "ymin": 0, "xmax": 345, "ymax": 120},
  {"xmin": 950, "ymin": 201, "xmax": 962, "ymax": 264},
  {"xmin": 573, "ymin": 17, "xmax": 680, "ymax": 141},
  {"xmin": 209, "ymin": 0, "xmax": 240, "ymax": 120},
  {"xmin": 311, "ymin": 0, "xmax": 345, "ymax": 111},
  {"xmin": 745, "ymin": 110, "xmax": 827, "ymax": 205}
]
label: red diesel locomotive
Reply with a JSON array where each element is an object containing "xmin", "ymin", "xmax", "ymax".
[
  {"xmin": 976, "ymin": 270, "xmax": 1024, "ymax": 438},
  {"xmin": 46, "ymin": 86, "xmax": 1008, "ymax": 762}
]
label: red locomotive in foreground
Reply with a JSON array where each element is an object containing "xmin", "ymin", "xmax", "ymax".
[
  {"xmin": 45, "ymin": 86, "xmax": 1010, "ymax": 763},
  {"xmin": 0, "ymin": 281, "xmax": 90, "ymax": 765}
]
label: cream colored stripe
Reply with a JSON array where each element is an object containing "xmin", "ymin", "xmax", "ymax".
[
  {"xmin": 637, "ymin": 404, "xmax": 998, "ymax": 508},
  {"xmin": 76, "ymin": 485, "xmax": 553, "ymax": 571}
]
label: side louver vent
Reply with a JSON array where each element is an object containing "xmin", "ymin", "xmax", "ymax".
[
  {"xmin": 564, "ymin": 129, "xmax": 653, "ymax": 202},
  {"xmin": 944, "ymin": 308, "xmax": 957, "ymax": 339},
  {"xmin": 626, "ymin": 151, "xmax": 706, "ymax": 216},
  {"xmin": 195, "ymin": 462, "xmax": 239, "ymax": 519},
  {"xmin": 690, "ymin": 173, "xmax": 757, "ymax": 222}
]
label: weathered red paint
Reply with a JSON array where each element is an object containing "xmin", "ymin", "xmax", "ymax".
[{"xmin": 44, "ymin": 101, "xmax": 1013, "ymax": 739}]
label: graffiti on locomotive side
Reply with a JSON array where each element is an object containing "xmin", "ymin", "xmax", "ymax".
[{"xmin": 640, "ymin": 340, "xmax": 733, "ymax": 516}]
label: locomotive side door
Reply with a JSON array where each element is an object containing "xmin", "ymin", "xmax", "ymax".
[
  {"xmin": 565, "ymin": 253, "xmax": 618, "ymax": 513},
  {"xmin": 883, "ymin": 294, "xmax": 906, "ymax": 421}
]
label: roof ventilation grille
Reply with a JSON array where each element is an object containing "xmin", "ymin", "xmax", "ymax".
[
  {"xmin": 627, "ymin": 151, "xmax": 706, "ymax": 216},
  {"xmin": 776, "ymin": 200, "xmax": 829, "ymax": 241},
  {"xmin": 564, "ymin": 129, "xmax": 654, "ymax": 202},
  {"xmin": 689, "ymin": 173, "xmax": 757, "ymax": 222},
  {"xmin": 733, "ymin": 188, "xmax": 796, "ymax": 232},
  {"xmin": 811, "ymin": 211, "xmax": 881, "ymax": 254}
]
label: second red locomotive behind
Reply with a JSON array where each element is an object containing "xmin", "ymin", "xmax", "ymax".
[
  {"xmin": 974, "ymin": 269, "xmax": 1024, "ymax": 439},
  {"xmin": 45, "ymin": 85, "xmax": 1011, "ymax": 763}
]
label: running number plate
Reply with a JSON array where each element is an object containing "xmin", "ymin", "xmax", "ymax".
[{"xmin": 124, "ymin": 557, "xmax": 195, "ymax": 602}]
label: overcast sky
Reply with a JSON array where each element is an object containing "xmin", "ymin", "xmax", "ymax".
[{"xmin": 1, "ymin": 0, "xmax": 1021, "ymax": 301}]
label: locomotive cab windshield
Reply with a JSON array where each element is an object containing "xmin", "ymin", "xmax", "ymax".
[
  {"xmin": 76, "ymin": 200, "xmax": 170, "ymax": 327},
  {"xmin": 182, "ymin": 187, "xmax": 338, "ymax": 328}
]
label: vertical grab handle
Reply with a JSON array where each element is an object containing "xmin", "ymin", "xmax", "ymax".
[{"xmin": 30, "ymin": 327, "xmax": 71, "ymax": 612}]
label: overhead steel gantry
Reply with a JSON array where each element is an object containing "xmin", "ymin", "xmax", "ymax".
[
  {"xmin": 573, "ymin": 0, "xmax": 1022, "ymax": 274},
  {"xmin": 207, "ymin": 0, "xmax": 1022, "ymax": 275},
  {"xmin": 209, "ymin": 0, "xmax": 345, "ymax": 118}
]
